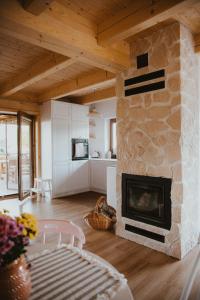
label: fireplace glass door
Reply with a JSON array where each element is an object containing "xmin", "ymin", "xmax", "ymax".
[{"xmin": 127, "ymin": 185, "xmax": 164, "ymax": 219}]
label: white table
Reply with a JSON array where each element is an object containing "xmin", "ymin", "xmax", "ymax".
[
  {"xmin": 0, "ymin": 199, "xmax": 21, "ymax": 216},
  {"xmin": 86, "ymin": 250, "xmax": 133, "ymax": 300},
  {"xmin": 28, "ymin": 245, "xmax": 133, "ymax": 300}
]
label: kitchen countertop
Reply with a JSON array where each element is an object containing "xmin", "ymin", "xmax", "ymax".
[{"xmin": 89, "ymin": 158, "xmax": 117, "ymax": 162}]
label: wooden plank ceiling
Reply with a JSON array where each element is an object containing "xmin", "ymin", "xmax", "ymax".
[
  {"xmin": 0, "ymin": 33, "xmax": 52, "ymax": 86},
  {"xmin": 22, "ymin": 62, "xmax": 99, "ymax": 95},
  {"xmin": 0, "ymin": 0, "xmax": 200, "ymax": 105}
]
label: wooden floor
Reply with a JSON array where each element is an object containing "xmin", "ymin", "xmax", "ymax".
[{"xmin": 22, "ymin": 192, "xmax": 198, "ymax": 300}]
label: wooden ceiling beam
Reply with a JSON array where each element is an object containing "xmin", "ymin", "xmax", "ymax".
[
  {"xmin": 21, "ymin": 0, "xmax": 55, "ymax": 16},
  {"xmin": 43, "ymin": 0, "xmax": 97, "ymax": 36},
  {"xmin": 39, "ymin": 70, "xmax": 115, "ymax": 101},
  {"xmin": 98, "ymin": 0, "xmax": 198, "ymax": 46},
  {"xmin": 194, "ymin": 33, "xmax": 200, "ymax": 52},
  {"xmin": 74, "ymin": 87, "xmax": 116, "ymax": 105},
  {"xmin": 0, "ymin": 0, "xmax": 130, "ymax": 73},
  {"xmin": 0, "ymin": 54, "xmax": 76, "ymax": 97},
  {"xmin": 4, "ymin": 91, "xmax": 39, "ymax": 102},
  {"xmin": 0, "ymin": 98, "xmax": 40, "ymax": 114}
]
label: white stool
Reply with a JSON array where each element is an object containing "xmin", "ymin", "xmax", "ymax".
[{"xmin": 30, "ymin": 178, "xmax": 52, "ymax": 200}]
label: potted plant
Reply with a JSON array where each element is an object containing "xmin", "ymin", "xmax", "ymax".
[{"xmin": 0, "ymin": 211, "xmax": 38, "ymax": 300}]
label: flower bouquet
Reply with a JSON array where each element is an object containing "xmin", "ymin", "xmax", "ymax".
[{"xmin": 0, "ymin": 211, "xmax": 38, "ymax": 300}]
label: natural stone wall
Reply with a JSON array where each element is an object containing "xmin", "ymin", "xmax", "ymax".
[
  {"xmin": 180, "ymin": 25, "xmax": 199, "ymax": 257},
  {"xmin": 116, "ymin": 22, "xmax": 199, "ymax": 259}
]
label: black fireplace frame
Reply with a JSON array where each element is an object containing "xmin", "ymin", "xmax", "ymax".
[{"xmin": 122, "ymin": 173, "xmax": 172, "ymax": 230}]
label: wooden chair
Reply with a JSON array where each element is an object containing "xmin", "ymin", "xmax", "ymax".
[
  {"xmin": 30, "ymin": 178, "xmax": 52, "ymax": 199},
  {"xmin": 38, "ymin": 219, "xmax": 85, "ymax": 249}
]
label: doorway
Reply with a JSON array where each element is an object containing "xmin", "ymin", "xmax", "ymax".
[{"xmin": 0, "ymin": 112, "xmax": 34, "ymax": 200}]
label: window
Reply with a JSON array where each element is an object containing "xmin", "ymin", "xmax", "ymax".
[{"xmin": 110, "ymin": 118, "xmax": 117, "ymax": 158}]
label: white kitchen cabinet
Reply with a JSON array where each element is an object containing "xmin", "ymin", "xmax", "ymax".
[
  {"xmin": 90, "ymin": 159, "xmax": 117, "ymax": 194},
  {"xmin": 71, "ymin": 120, "xmax": 89, "ymax": 139},
  {"xmin": 90, "ymin": 161, "xmax": 107, "ymax": 193},
  {"xmin": 52, "ymin": 101, "xmax": 69, "ymax": 118},
  {"xmin": 71, "ymin": 104, "xmax": 88, "ymax": 122},
  {"xmin": 52, "ymin": 118, "xmax": 71, "ymax": 162},
  {"xmin": 53, "ymin": 162, "xmax": 71, "ymax": 196},
  {"xmin": 41, "ymin": 100, "xmax": 89, "ymax": 198},
  {"xmin": 71, "ymin": 104, "xmax": 89, "ymax": 139},
  {"xmin": 70, "ymin": 161, "xmax": 89, "ymax": 192}
]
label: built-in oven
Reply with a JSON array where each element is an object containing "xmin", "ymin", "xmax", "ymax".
[{"xmin": 72, "ymin": 139, "xmax": 89, "ymax": 160}]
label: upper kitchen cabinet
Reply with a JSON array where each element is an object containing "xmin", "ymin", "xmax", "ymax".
[
  {"xmin": 52, "ymin": 101, "xmax": 69, "ymax": 119},
  {"xmin": 71, "ymin": 121, "xmax": 89, "ymax": 139},
  {"xmin": 71, "ymin": 104, "xmax": 89, "ymax": 139},
  {"xmin": 51, "ymin": 101, "xmax": 71, "ymax": 162},
  {"xmin": 71, "ymin": 104, "xmax": 88, "ymax": 122},
  {"xmin": 52, "ymin": 116, "xmax": 70, "ymax": 162}
]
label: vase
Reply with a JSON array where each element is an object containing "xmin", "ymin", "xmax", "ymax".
[{"xmin": 0, "ymin": 255, "xmax": 31, "ymax": 300}]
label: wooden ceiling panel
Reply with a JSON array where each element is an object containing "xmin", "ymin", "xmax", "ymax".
[
  {"xmin": 57, "ymin": 0, "xmax": 134, "ymax": 25},
  {"xmin": 73, "ymin": 86, "xmax": 116, "ymax": 105},
  {"xmin": 0, "ymin": 1, "xmax": 130, "ymax": 73},
  {"xmin": 0, "ymin": 0, "xmax": 199, "ymax": 104},
  {"xmin": 37, "ymin": 69, "xmax": 115, "ymax": 101},
  {"xmin": 0, "ymin": 32, "xmax": 53, "ymax": 85},
  {"xmin": 98, "ymin": 0, "xmax": 199, "ymax": 46},
  {"xmin": 71, "ymin": 79, "xmax": 115, "ymax": 98},
  {"xmin": 22, "ymin": 62, "xmax": 99, "ymax": 94}
]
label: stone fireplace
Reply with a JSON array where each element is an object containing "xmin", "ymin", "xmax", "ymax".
[{"xmin": 116, "ymin": 22, "xmax": 200, "ymax": 259}]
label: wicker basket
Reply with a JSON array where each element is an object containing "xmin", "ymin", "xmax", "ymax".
[
  {"xmin": 84, "ymin": 196, "xmax": 116, "ymax": 231},
  {"xmin": 95, "ymin": 196, "xmax": 116, "ymax": 216}
]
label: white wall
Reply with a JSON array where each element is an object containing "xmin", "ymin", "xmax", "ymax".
[
  {"xmin": 94, "ymin": 99, "xmax": 116, "ymax": 118},
  {"xmin": 198, "ymin": 53, "xmax": 200, "ymax": 233},
  {"xmin": 88, "ymin": 99, "xmax": 116, "ymax": 158},
  {"xmin": 41, "ymin": 101, "xmax": 52, "ymax": 179}
]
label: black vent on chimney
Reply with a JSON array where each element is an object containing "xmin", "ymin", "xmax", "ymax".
[{"xmin": 137, "ymin": 53, "xmax": 148, "ymax": 69}]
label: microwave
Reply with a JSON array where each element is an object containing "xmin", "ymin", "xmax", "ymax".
[{"xmin": 72, "ymin": 139, "xmax": 89, "ymax": 160}]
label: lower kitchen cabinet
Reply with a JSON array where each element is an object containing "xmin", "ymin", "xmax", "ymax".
[
  {"xmin": 70, "ymin": 160, "xmax": 90, "ymax": 192},
  {"xmin": 53, "ymin": 161, "xmax": 90, "ymax": 197},
  {"xmin": 53, "ymin": 162, "xmax": 71, "ymax": 197},
  {"xmin": 90, "ymin": 159, "xmax": 117, "ymax": 194}
]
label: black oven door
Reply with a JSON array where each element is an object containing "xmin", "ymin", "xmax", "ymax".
[{"xmin": 72, "ymin": 139, "xmax": 89, "ymax": 160}]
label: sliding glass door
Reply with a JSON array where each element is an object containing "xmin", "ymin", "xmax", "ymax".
[
  {"xmin": 18, "ymin": 113, "xmax": 34, "ymax": 200},
  {"xmin": 0, "ymin": 115, "xmax": 18, "ymax": 196},
  {"xmin": 0, "ymin": 112, "xmax": 34, "ymax": 200}
]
